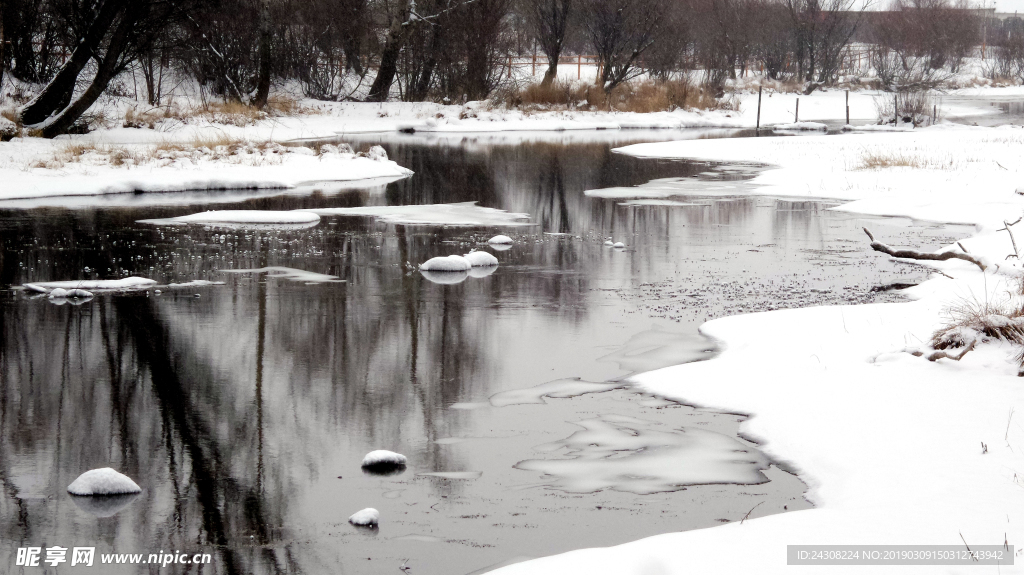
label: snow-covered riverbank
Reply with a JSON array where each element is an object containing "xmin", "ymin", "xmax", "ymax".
[{"xmin": 493, "ymin": 125, "xmax": 1024, "ymax": 574}]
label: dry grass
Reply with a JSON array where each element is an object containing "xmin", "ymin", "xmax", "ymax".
[
  {"xmin": 498, "ymin": 78, "xmax": 730, "ymax": 112},
  {"xmin": 932, "ymin": 294, "xmax": 1024, "ymax": 351},
  {"xmin": 124, "ymin": 96, "xmax": 306, "ymax": 129},
  {"xmin": 857, "ymin": 151, "xmax": 928, "ymax": 170}
]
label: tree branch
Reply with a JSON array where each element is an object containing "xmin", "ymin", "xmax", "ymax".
[{"xmin": 863, "ymin": 228, "xmax": 987, "ymax": 272}]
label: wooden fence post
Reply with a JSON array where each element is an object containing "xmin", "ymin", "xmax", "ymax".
[{"xmin": 756, "ymin": 85, "xmax": 762, "ymax": 132}]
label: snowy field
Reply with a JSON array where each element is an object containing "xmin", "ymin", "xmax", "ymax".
[{"xmin": 491, "ymin": 125, "xmax": 1024, "ymax": 574}]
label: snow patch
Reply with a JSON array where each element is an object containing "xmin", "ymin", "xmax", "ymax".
[
  {"xmin": 772, "ymin": 122, "xmax": 828, "ymax": 131},
  {"xmin": 67, "ymin": 468, "xmax": 141, "ymax": 496}
]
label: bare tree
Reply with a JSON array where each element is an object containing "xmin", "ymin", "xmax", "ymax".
[
  {"xmin": 582, "ymin": 0, "xmax": 668, "ymax": 92},
  {"xmin": 523, "ymin": 0, "xmax": 574, "ymax": 87},
  {"xmin": 787, "ymin": 0, "xmax": 857, "ymax": 86}
]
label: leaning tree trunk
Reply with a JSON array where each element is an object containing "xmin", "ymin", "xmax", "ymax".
[
  {"xmin": 18, "ymin": 0, "xmax": 128, "ymax": 126},
  {"xmin": 367, "ymin": 0, "xmax": 411, "ymax": 102},
  {"xmin": 251, "ymin": 0, "xmax": 272, "ymax": 109},
  {"xmin": 541, "ymin": 51, "xmax": 560, "ymax": 87},
  {"xmin": 40, "ymin": 4, "xmax": 141, "ymax": 138}
]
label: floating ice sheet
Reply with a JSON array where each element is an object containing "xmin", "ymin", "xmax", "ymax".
[
  {"xmin": 489, "ymin": 378, "xmax": 626, "ymax": 407},
  {"xmin": 599, "ymin": 327, "xmax": 718, "ymax": 375},
  {"xmin": 299, "ymin": 201, "xmax": 533, "ymax": 226},
  {"xmin": 24, "ymin": 277, "xmax": 157, "ymax": 292},
  {"xmin": 222, "ymin": 266, "xmax": 342, "ymax": 283},
  {"xmin": 417, "ymin": 471, "xmax": 483, "ymax": 480},
  {"xmin": 139, "ymin": 210, "xmax": 321, "ymax": 228},
  {"xmin": 516, "ymin": 415, "xmax": 770, "ymax": 494}
]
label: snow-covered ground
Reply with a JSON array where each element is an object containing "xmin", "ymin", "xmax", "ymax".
[
  {"xmin": 0, "ymin": 138, "xmax": 412, "ymax": 201},
  {"xmin": 493, "ymin": 125, "xmax": 1024, "ymax": 574}
]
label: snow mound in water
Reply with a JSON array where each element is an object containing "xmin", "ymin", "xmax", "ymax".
[
  {"xmin": 362, "ymin": 450, "xmax": 407, "ymax": 468},
  {"xmin": 772, "ymin": 121, "xmax": 827, "ymax": 131},
  {"xmin": 26, "ymin": 277, "xmax": 157, "ymax": 292},
  {"xmin": 463, "ymin": 250, "xmax": 499, "ymax": 267},
  {"xmin": 68, "ymin": 288, "xmax": 94, "ymax": 298},
  {"xmin": 488, "ymin": 234, "xmax": 514, "ymax": 244},
  {"xmin": 348, "ymin": 508, "xmax": 380, "ymax": 527},
  {"xmin": 419, "ymin": 255, "xmax": 472, "ymax": 272},
  {"xmin": 604, "ymin": 240, "xmax": 614, "ymax": 246},
  {"xmin": 48, "ymin": 288, "xmax": 68, "ymax": 298},
  {"xmin": 613, "ymin": 242, "xmax": 625, "ymax": 249},
  {"xmin": 67, "ymin": 468, "xmax": 142, "ymax": 496}
]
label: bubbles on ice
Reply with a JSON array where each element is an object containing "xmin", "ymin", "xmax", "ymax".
[{"xmin": 67, "ymin": 468, "xmax": 142, "ymax": 496}]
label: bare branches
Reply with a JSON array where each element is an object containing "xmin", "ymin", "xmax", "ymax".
[
  {"xmin": 863, "ymin": 228, "xmax": 987, "ymax": 272},
  {"xmin": 1000, "ymin": 218, "xmax": 1023, "ymax": 260}
]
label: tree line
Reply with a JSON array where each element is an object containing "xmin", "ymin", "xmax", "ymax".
[{"xmin": 0, "ymin": 0, "xmax": 995, "ymax": 136}]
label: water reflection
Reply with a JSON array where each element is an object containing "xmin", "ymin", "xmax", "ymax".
[{"xmin": 0, "ymin": 132, "xmax": 969, "ymax": 574}]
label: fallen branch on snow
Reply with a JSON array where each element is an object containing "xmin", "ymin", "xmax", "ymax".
[{"xmin": 863, "ymin": 228, "xmax": 987, "ymax": 272}]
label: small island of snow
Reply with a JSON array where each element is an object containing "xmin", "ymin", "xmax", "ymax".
[
  {"xmin": 67, "ymin": 468, "xmax": 141, "ymax": 496},
  {"xmin": 348, "ymin": 507, "xmax": 380, "ymax": 527}
]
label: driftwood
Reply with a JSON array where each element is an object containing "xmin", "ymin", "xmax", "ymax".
[
  {"xmin": 863, "ymin": 228, "xmax": 987, "ymax": 272},
  {"xmin": 999, "ymin": 218, "xmax": 1022, "ymax": 260}
]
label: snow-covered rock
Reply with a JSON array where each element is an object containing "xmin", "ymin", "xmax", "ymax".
[
  {"xmin": 419, "ymin": 255, "xmax": 472, "ymax": 272},
  {"xmin": 0, "ymin": 117, "xmax": 17, "ymax": 141},
  {"xmin": 48, "ymin": 288, "xmax": 69, "ymax": 298},
  {"xmin": 613, "ymin": 242, "xmax": 625, "ymax": 249},
  {"xmin": 488, "ymin": 234, "xmax": 514, "ymax": 244},
  {"xmin": 420, "ymin": 270, "xmax": 469, "ymax": 285},
  {"xmin": 67, "ymin": 288, "xmax": 94, "ymax": 298},
  {"xmin": 603, "ymin": 240, "xmax": 614, "ymax": 246},
  {"xmin": 462, "ymin": 250, "xmax": 499, "ymax": 267},
  {"xmin": 366, "ymin": 145, "xmax": 388, "ymax": 161},
  {"xmin": 348, "ymin": 507, "xmax": 380, "ymax": 527},
  {"xmin": 67, "ymin": 468, "xmax": 141, "ymax": 496},
  {"xmin": 361, "ymin": 450, "xmax": 407, "ymax": 468}
]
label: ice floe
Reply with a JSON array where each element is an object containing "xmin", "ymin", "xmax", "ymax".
[
  {"xmin": 299, "ymin": 202, "xmax": 532, "ymax": 226},
  {"xmin": 516, "ymin": 415, "xmax": 770, "ymax": 494},
  {"xmin": 222, "ymin": 266, "xmax": 342, "ymax": 283},
  {"xmin": 25, "ymin": 277, "xmax": 157, "ymax": 292},
  {"xmin": 489, "ymin": 378, "xmax": 626, "ymax": 407},
  {"xmin": 67, "ymin": 468, "xmax": 142, "ymax": 496},
  {"xmin": 139, "ymin": 210, "xmax": 321, "ymax": 228}
]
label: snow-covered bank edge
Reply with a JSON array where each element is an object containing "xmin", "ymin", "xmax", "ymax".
[
  {"xmin": 494, "ymin": 127, "xmax": 1024, "ymax": 575},
  {"xmin": 0, "ymin": 139, "xmax": 412, "ymax": 201}
]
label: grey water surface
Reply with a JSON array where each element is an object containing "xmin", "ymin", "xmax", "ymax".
[{"xmin": 0, "ymin": 130, "xmax": 970, "ymax": 574}]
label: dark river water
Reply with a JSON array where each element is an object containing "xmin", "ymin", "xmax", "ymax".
[{"xmin": 0, "ymin": 130, "xmax": 968, "ymax": 574}]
